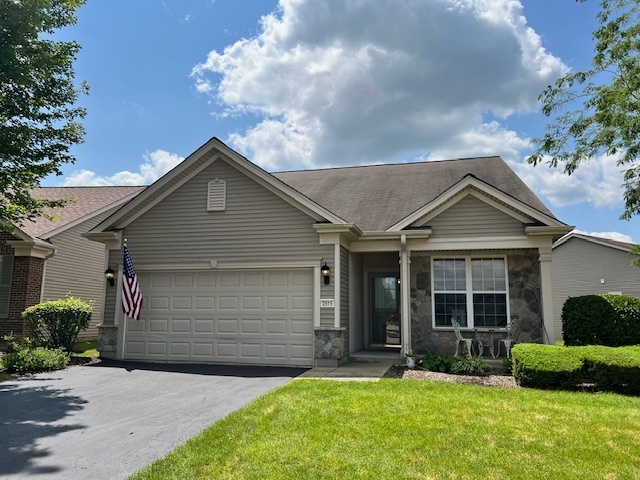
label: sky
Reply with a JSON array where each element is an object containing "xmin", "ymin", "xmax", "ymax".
[{"xmin": 46, "ymin": 0, "xmax": 639, "ymax": 243}]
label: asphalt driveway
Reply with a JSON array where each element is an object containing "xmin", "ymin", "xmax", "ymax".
[{"xmin": 0, "ymin": 360, "xmax": 306, "ymax": 479}]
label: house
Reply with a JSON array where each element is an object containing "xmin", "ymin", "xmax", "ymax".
[
  {"xmin": 86, "ymin": 138, "xmax": 572, "ymax": 367},
  {"xmin": 0, "ymin": 186, "xmax": 146, "ymax": 340},
  {"xmin": 552, "ymin": 232, "xmax": 640, "ymax": 342}
]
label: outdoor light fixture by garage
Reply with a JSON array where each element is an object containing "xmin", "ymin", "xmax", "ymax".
[
  {"xmin": 105, "ymin": 267, "xmax": 116, "ymax": 287},
  {"xmin": 321, "ymin": 262, "xmax": 331, "ymax": 285}
]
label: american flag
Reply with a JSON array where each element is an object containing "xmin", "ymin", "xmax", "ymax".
[{"xmin": 122, "ymin": 243, "xmax": 143, "ymax": 320}]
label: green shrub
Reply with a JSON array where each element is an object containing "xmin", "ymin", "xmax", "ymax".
[
  {"xmin": 420, "ymin": 352, "xmax": 456, "ymax": 372},
  {"xmin": 562, "ymin": 295, "xmax": 617, "ymax": 346},
  {"xmin": 3, "ymin": 347, "xmax": 69, "ymax": 374},
  {"xmin": 512, "ymin": 344, "xmax": 582, "ymax": 389},
  {"xmin": 602, "ymin": 294, "xmax": 640, "ymax": 346},
  {"xmin": 23, "ymin": 295, "xmax": 93, "ymax": 352},
  {"xmin": 2, "ymin": 333, "xmax": 35, "ymax": 353},
  {"xmin": 450, "ymin": 356, "xmax": 492, "ymax": 375},
  {"xmin": 512, "ymin": 343, "xmax": 640, "ymax": 394},
  {"xmin": 562, "ymin": 294, "xmax": 640, "ymax": 347}
]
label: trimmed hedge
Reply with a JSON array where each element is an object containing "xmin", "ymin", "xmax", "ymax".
[
  {"xmin": 22, "ymin": 295, "xmax": 93, "ymax": 352},
  {"xmin": 512, "ymin": 343, "xmax": 640, "ymax": 394},
  {"xmin": 562, "ymin": 294, "xmax": 640, "ymax": 346},
  {"xmin": 3, "ymin": 347, "xmax": 69, "ymax": 374}
]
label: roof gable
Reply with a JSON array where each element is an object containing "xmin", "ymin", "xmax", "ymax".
[
  {"xmin": 90, "ymin": 138, "xmax": 346, "ymax": 233},
  {"xmin": 274, "ymin": 156, "xmax": 561, "ymax": 232},
  {"xmin": 18, "ymin": 186, "xmax": 146, "ymax": 240},
  {"xmin": 553, "ymin": 232, "xmax": 636, "ymax": 253}
]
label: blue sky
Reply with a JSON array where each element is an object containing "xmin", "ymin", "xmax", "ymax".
[{"xmin": 47, "ymin": 0, "xmax": 638, "ymax": 243}]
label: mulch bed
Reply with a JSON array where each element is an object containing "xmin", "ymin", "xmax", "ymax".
[{"xmin": 383, "ymin": 364, "xmax": 519, "ymax": 388}]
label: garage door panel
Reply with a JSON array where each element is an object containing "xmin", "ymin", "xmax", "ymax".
[
  {"xmin": 219, "ymin": 297, "xmax": 239, "ymax": 309},
  {"xmin": 194, "ymin": 319, "xmax": 214, "ymax": 333},
  {"xmin": 149, "ymin": 296, "xmax": 170, "ymax": 310},
  {"xmin": 127, "ymin": 269, "xmax": 313, "ymax": 366},
  {"xmin": 242, "ymin": 297, "xmax": 263, "ymax": 309},
  {"xmin": 195, "ymin": 297, "xmax": 214, "ymax": 309},
  {"xmin": 172, "ymin": 297, "xmax": 192, "ymax": 309},
  {"xmin": 171, "ymin": 319, "xmax": 191, "ymax": 333}
]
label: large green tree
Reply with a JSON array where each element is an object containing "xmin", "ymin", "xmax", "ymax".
[
  {"xmin": 528, "ymin": 0, "xmax": 640, "ymax": 220},
  {"xmin": 0, "ymin": 0, "xmax": 87, "ymax": 229}
]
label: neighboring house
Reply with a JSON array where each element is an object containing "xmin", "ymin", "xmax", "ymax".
[
  {"xmin": 0, "ymin": 186, "xmax": 146, "ymax": 340},
  {"xmin": 551, "ymin": 232, "xmax": 640, "ymax": 342},
  {"xmin": 87, "ymin": 138, "xmax": 572, "ymax": 367}
]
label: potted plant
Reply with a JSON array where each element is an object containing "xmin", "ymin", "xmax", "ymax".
[{"xmin": 405, "ymin": 353, "xmax": 419, "ymax": 369}]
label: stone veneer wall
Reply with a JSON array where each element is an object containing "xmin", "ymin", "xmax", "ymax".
[
  {"xmin": 410, "ymin": 251, "xmax": 542, "ymax": 355},
  {"xmin": 314, "ymin": 327, "xmax": 348, "ymax": 367},
  {"xmin": 97, "ymin": 324, "xmax": 118, "ymax": 359}
]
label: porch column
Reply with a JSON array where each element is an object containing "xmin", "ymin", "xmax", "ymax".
[
  {"xmin": 334, "ymin": 243, "xmax": 341, "ymax": 328},
  {"xmin": 538, "ymin": 246, "xmax": 555, "ymax": 345},
  {"xmin": 400, "ymin": 235, "xmax": 411, "ymax": 355}
]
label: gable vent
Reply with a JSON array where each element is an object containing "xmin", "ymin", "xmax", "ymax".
[{"xmin": 207, "ymin": 178, "xmax": 226, "ymax": 211}]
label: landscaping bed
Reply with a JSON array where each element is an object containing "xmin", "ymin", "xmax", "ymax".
[{"xmin": 384, "ymin": 364, "xmax": 518, "ymax": 388}]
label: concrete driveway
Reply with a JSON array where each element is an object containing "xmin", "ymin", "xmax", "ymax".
[{"xmin": 0, "ymin": 360, "xmax": 306, "ymax": 479}]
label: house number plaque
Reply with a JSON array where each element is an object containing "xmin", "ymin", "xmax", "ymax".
[{"xmin": 320, "ymin": 299, "xmax": 335, "ymax": 308}]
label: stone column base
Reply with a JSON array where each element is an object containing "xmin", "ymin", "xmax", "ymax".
[
  {"xmin": 314, "ymin": 327, "xmax": 348, "ymax": 367},
  {"xmin": 97, "ymin": 324, "xmax": 118, "ymax": 359}
]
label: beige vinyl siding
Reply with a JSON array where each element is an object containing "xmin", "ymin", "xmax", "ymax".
[
  {"xmin": 123, "ymin": 159, "xmax": 331, "ymax": 262},
  {"xmin": 102, "ymin": 249, "xmax": 119, "ymax": 326},
  {"xmin": 419, "ymin": 195, "xmax": 525, "ymax": 239},
  {"xmin": 320, "ymin": 257, "xmax": 335, "ymax": 327},
  {"xmin": 552, "ymin": 238, "xmax": 640, "ymax": 341},
  {"xmin": 43, "ymin": 208, "xmax": 117, "ymax": 340}
]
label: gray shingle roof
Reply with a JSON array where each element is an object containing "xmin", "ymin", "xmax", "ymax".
[
  {"xmin": 20, "ymin": 186, "xmax": 146, "ymax": 239},
  {"xmin": 274, "ymin": 156, "xmax": 555, "ymax": 231}
]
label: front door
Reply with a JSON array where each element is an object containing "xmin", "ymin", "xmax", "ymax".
[{"xmin": 370, "ymin": 275, "xmax": 400, "ymax": 346}]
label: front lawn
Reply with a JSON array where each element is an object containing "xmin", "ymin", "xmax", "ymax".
[
  {"xmin": 132, "ymin": 379, "xmax": 640, "ymax": 479},
  {"xmin": 72, "ymin": 340, "xmax": 98, "ymax": 357}
]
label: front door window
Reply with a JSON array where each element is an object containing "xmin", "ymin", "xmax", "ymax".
[{"xmin": 371, "ymin": 275, "xmax": 400, "ymax": 345}]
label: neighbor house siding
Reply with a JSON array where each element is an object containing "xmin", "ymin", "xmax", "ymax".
[
  {"xmin": 42, "ymin": 208, "xmax": 118, "ymax": 340},
  {"xmin": 419, "ymin": 195, "xmax": 525, "ymax": 238},
  {"xmin": 552, "ymin": 238, "xmax": 640, "ymax": 342}
]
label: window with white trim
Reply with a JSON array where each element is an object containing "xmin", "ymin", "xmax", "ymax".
[
  {"xmin": 207, "ymin": 178, "xmax": 226, "ymax": 211},
  {"xmin": 432, "ymin": 257, "xmax": 509, "ymax": 328}
]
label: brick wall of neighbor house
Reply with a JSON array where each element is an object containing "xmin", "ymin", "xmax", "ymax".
[
  {"xmin": 4, "ymin": 255, "xmax": 44, "ymax": 337},
  {"xmin": 409, "ymin": 251, "xmax": 542, "ymax": 355}
]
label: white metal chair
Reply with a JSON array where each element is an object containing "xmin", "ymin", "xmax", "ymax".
[
  {"xmin": 499, "ymin": 319, "xmax": 517, "ymax": 358},
  {"xmin": 451, "ymin": 317, "xmax": 474, "ymax": 357}
]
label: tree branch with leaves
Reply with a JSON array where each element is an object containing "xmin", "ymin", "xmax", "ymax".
[
  {"xmin": 0, "ymin": 0, "xmax": 87, "ymax": 230},
  {"xmin": 528, "ymin": 0, "xmax": 640, "ymax": 220}
]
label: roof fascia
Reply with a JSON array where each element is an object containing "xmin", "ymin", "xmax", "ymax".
[
  {"xmin": 387, "ymin": 176, "xmax": 567, "ymax": 231},
  {"xmin": 6, "ymin": 239, "xmax": 56, "ymax": 258},
  {"xmin": 553, "ymin": 232, "xmax": 634, "ymax": 252},
  {"xmin": 41, "ymin": 190, "xmax": 143, "ymax": 240},
  {"xmin": 525, "ymin": 225, "xmax": 574, "ymax": 241}
]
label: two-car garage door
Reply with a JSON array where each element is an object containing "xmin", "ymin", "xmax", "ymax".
[{"xmin": 122, "ymin": 269, "xmax": 314, "ymax": 367}]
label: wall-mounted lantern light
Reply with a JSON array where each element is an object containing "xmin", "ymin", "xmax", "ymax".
[
  {"xmin": 396, "ymin": 275, "xmax": 401, "ymax": 285},
  {"xmin": 105, "ymin": 267, "xmax": 116, "ymax": 287},
  {"xmin": 321, "ymin": 262, "xmax": 331, "ymax": 285}
]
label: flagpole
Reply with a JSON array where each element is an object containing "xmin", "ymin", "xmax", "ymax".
[{"xmin": 121, "ymin": 238, "xmax": 128, "ymax": 359}]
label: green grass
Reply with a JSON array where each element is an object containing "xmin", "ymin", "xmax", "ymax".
[
  {"xmin": 72, "ymin": 340, "xmax": 98, "ymax": 357},
  {"xmin": 131, "ymin": 379, "xmax": 640, "ymax": 480}
]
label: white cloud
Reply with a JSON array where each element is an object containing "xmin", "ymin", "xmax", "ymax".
[
  {"xmin": 63, "ymin": 150, "xmax": 184, "ymax": 186},
  {"xmin": 514, "ymin": 154, "xmax": 625, "ymax": 209},
  {"xmin": 192, "ymin": 0, "xmax": 567, "ymax": 170},
  {"xmin": 573, "ymin": 229, "xmax": 635, "ymax": 244}
]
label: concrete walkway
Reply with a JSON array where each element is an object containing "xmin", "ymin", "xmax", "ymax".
[{"xmin": 297, "ymin": 361, "xmax": 395, "ymax": 381}]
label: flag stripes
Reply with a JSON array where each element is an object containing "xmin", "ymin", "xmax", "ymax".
[{"xmin": 122, "ymin": 243, "xmax": 143, "ymax": 320}]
